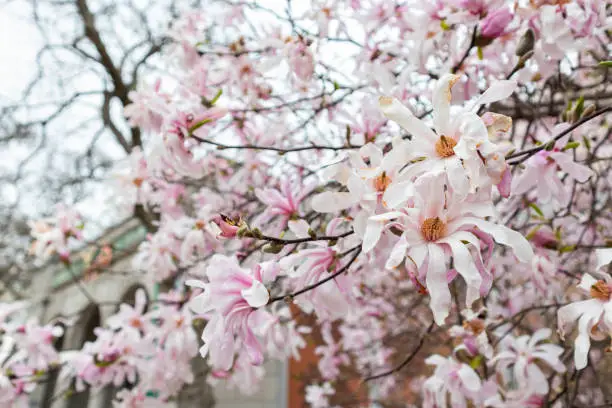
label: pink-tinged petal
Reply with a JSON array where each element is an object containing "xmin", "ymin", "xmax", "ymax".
[
  {"xmin": 496, "ymin": 166, "xmax": 512, "ymax": 198},
  {"xmin": 445, "ymin": 158, "xmax": 470, "ymax": 198},
  {"xmin": 185, "ymin": 279, "xmax": 207, "ymax": 289},
  {"xmin": 241, "ymin": 280, "xmax": 269, "ymax": 308},
  {"xmin": 575, "ymin": 312, "xmax": 599, "ymax": 370},
  {"xmin": 288, "ymin": 220, "xmax": 311, "ymax": 238},
  {"xmin": 242, "ymin": 326, "xmax": 264, "ymax": 366},
  {"xmin": 135, "ymin": 288, "xmax": 147, "ymax": 313},
  {"xmin": 407, "ymin": 244, "xmax": 428, "ymax": 269},
  {"xmin": 359, "ymin": 143, "xmax": 383, "ymax": 167},
  {"xmin": 528, "ymin": 328, "xmax": 552, "ymax": 348},
  {"xmin": 378, "ymin": 96, "xmax": 438, "ymax": 142},
  {"xmin": 458, "ymin": 364, "xmax": 481, "ymax": 391},
  {"xmin": 424, "ymin": 354, "xmax": 448, "ymax": 367},
  {"xmin": 557, "ymin": 299, "xmax": 601, "ymax": 340},
  {"xmin": 432, "ymin": 74, "xmax": 459, "ymax": 136},
  {"xmin": 549, "ymin": 152, "xmax": 594, "ymax": 183},
  {"xmin": 531, "ymin": 350, "xmax": 565, "ymax": 372},
  {"xmin": 511, "ymin": 169, "xmax": 536, "ymax": 196},
  {"xmin": 362, "ymin": 219, "xmax": 385, "ymax": 253},
  {"xmin": 311, "ymin": 192, "xmax": 355, "ymax": 213},
  {"xmin": 386, "ymin": 235, "xmax": 409, "ymax": 269},
  {"xmin": 426, "ymin": 243, "xmax": 451, "ymax": 325},
  {"xmin": 414, "ymin": 172, "xmax": 446, "ymax": 219},
  {"xmin": 382, "ymin": 179, "xmax": 414, "ymax": 209},
  {"xmin": 527, "ymin": 363, "xmax": 549, "ymax": 393},
  {"xmin": 488, "ymin": 350, "xmax": 515, "ymax": 366},
  {"xmin": 472, "ymin": 80, "xmax": 517, "ymax": 109},
  {"xmin": 455, "ymin": 112, "xmax": 488, "ymax": 141},
  {"xmin": 577, "ymin": 273, "xmax": 598, "ymax": 292},
  {"xmin": 595, "ymin": 248, "xmax": 612, "ymax": 270},
  {"xmin": 438, "ymin": 237, "xmax": 482, "ymax": 305},
  {"xmin": 461, "ymin": 217, "xmax": 534, "ymax": 263}
]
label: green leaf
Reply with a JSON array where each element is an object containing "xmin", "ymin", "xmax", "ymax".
[
  {"xmin": 477, "ymin": 46, "xmax": 484, "ymax": 60},
  {"xmin": 582, "ymin": 135, "xmax": 591, "ymax": 150},
  {"xmin": 558, "ymin": 244, "xmax": 576, "ymax": 254},
  {"xmin": 562, "ymin": 141, "xmax": 580, "ymax": 151},
  {"xmin": 469, "ymin": 355, "xmax": 483, "ymax": 369},
  {"xmin": 188, "ymin": 118, "xmax": 213, "ymax": 134},
  {"xmin": 525, "ymin": 225, "xmax": 543, "ymax": 240},
  {"xmin": 440, "ymin": 19, "xmax": 450, "ymax": 30},
  {"xmin": 528, "ymin": 202, "xmax": 544, "ymax": 217},
  {"xmin": 210, "ymin": 89, "xmax": 223, "ymax": 105},
  {"xmin": 574, "ymin": 95, "xmax": 585, "ymax": 118},
  {"xmin": 598, "ymin": 61, "xmax": 612, "ymax": 68}
]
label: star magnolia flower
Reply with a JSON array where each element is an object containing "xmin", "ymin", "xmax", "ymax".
[
  {"xmin": 490, "ymin": 328, "xmax": 565, "ymax": 394},
  {"xmin": 305, "ymin": 382, "xmax": 335, "ymax": 408},
  {"xmin": 422, "ymin": 355, "xmax": 482, "ymax": 408},
  {"xmin": 450, "ymin": 308, "xmax": 493, "ymax": 358},
  {"xmin": 124, "ymin": 78, "xmax": 170, "ymax": 134},
  {"xmin": 186, "ymin": 255, "xmax": 278, "ymax": 370},
  {"xmin": 511, "ymin": 143, "xmax": 594, "ymax": 206},
  {"xmin": 7, "ymin": 319, "xmax": 63, "ymax": 371},
  {"xmin": 558, "ymin": 272, "xmax": 612, "ymax": 370},
  {"xmin": 255, "ymin": 179, "xmax": 312, "ymax": 226},
  {"xmin": 363, "ymin": 171, "xmax": 533, "ymax": 324},
  {"xmin": 106, "ymin": 289, "xmax": 148, "ymax": 333},
  {"xmin": 378, "ymin": 74, "xmax": 517, "ymax": 201},
  {"xmin": 311, "ymin": 140, "xmax": 409, "ymax": 214}
]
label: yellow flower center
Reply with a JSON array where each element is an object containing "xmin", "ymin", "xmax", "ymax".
[
  {"xmin": 374, "ymin": 172, "xmax": 391, "ymax": 193},
  {"xmin": 590, "ymin": 280, "xmax": 611, "ymax": 301},
  {"xmin": 421, "ymin": 217, "xmax": 446, "ymax": 242},
  {"xmin": 435, "ymin": 135, "xmax": 457, "ymax": 158}
]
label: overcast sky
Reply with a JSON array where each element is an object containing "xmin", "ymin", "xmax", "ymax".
[{"xmin": 0, "ymin": 3, "xmax": 40, "ymax": 102}]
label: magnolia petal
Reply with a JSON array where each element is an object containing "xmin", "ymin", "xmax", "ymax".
[
  {"xmin": 378, "ymin": 96, "xmax": 438, "ymax": 142},
  {"xmin": 574, "ymin": 312, "xmax": 598, "ymax": 370},
  {"xmin": 362, "ymin": 219, "xmax": 385, "ymax": 253},
  {"xmin": 426, "ymin": 243, "xmax": 451, "ymax": 325},
  {"xmin": 462, "ymin": 217, "xmax": 534, "ymax": 263},
  {"xmin": 311, "ymin": 192, "xmax": 355, "ymax": 213},
  {"xmin": 288, "ymin": 219, "xmax": 311, "ymax": 238},
  {"xmin": 446, "ymin": 158, "xmax": 470, "ymax": 198},
  {"xmin": 577, "ymin": 273, "xmax": 598, "ymax": 292},
  {"xmin": 382, "ymin": 180, "xmax": 414, "ymax": 209},
  {"xmin": 432, "ymin": 74, "xmax": 459, "ymax": 136},
  {"xmin": 472, "ymin": 80, "xmax": 517, "ymax": 109},
  {"xmin": 458, "ymin": 364, "xmax": 481, "ymax": 392},
  {"xmin": 595, "ymin": 248, "xmax": 612, "ymax": 270},
  {"xmin": 550, "ymin": 152, "xmax": 594, "ymax": 183},
  {"xmin": 241, "ymin": 280, "xmax": 270, "ymax": 308},
  {"xmin": 527, "ymin": 363, "xmax": 549, "ymax": 394},
  {"xmin": 386, "ymin": 236, "xmax": 409, "ymax": 269},
  {"xmin": 438, "ymin": 237, "xmax": 482, "ymax": 305}
]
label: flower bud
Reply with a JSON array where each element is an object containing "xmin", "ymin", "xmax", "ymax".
[
  {"xmin": 479, "ymin": 8, "xmax": 513, "ymax": 40},
  {"xmin": 515, "ymin": 28, "xmax": 535, "ymax": 57}
]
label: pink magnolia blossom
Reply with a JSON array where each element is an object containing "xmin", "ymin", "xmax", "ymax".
[
  {"xmin": 511, "ymin": 142, "xmax": 594, "ymax": 206},
  {"xmin": 558, "ymin": 271, "xmax": 612, "ymax": 370},
  {"xmin": 186, "ymin": 255, "xmax": 278, "ymax": 370},
  {"xmin": 422, "ymin": 355, "xmax": 482, "ymax": 408},
  {"xmin": 480, "ymin": 8, "xmax": 513, "ymax": 39},
  {"xmin": 363, "ymin": 172, "xmax": 533, "ymax": 324},
  {"xmin": 378, "ymin": 74, "xmax": 517, "ymax": 199},
  {"xmin": 490, "ymin": 328, "xmax": 565, "ymax": 394}
]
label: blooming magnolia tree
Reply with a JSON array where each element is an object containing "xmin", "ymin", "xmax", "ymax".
[{"xmin": 2, "ymin": 0, "xmax": 612, "ymax": 407}]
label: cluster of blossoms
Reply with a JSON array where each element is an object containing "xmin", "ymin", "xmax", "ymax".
[
  {"xmin": 6, "ymin": 0, "xmax": 611, "ymax": 407},
  {"xmin": 0, "ymin": 303, "xmax": 63, "ymax": 407},
  {"xmin": 28, "ymin": 205, "xmax": 83, "ymax": 263},
  {"xmin": 60, "ymin": 289, "xmax": 200, "ymax": 404}
]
